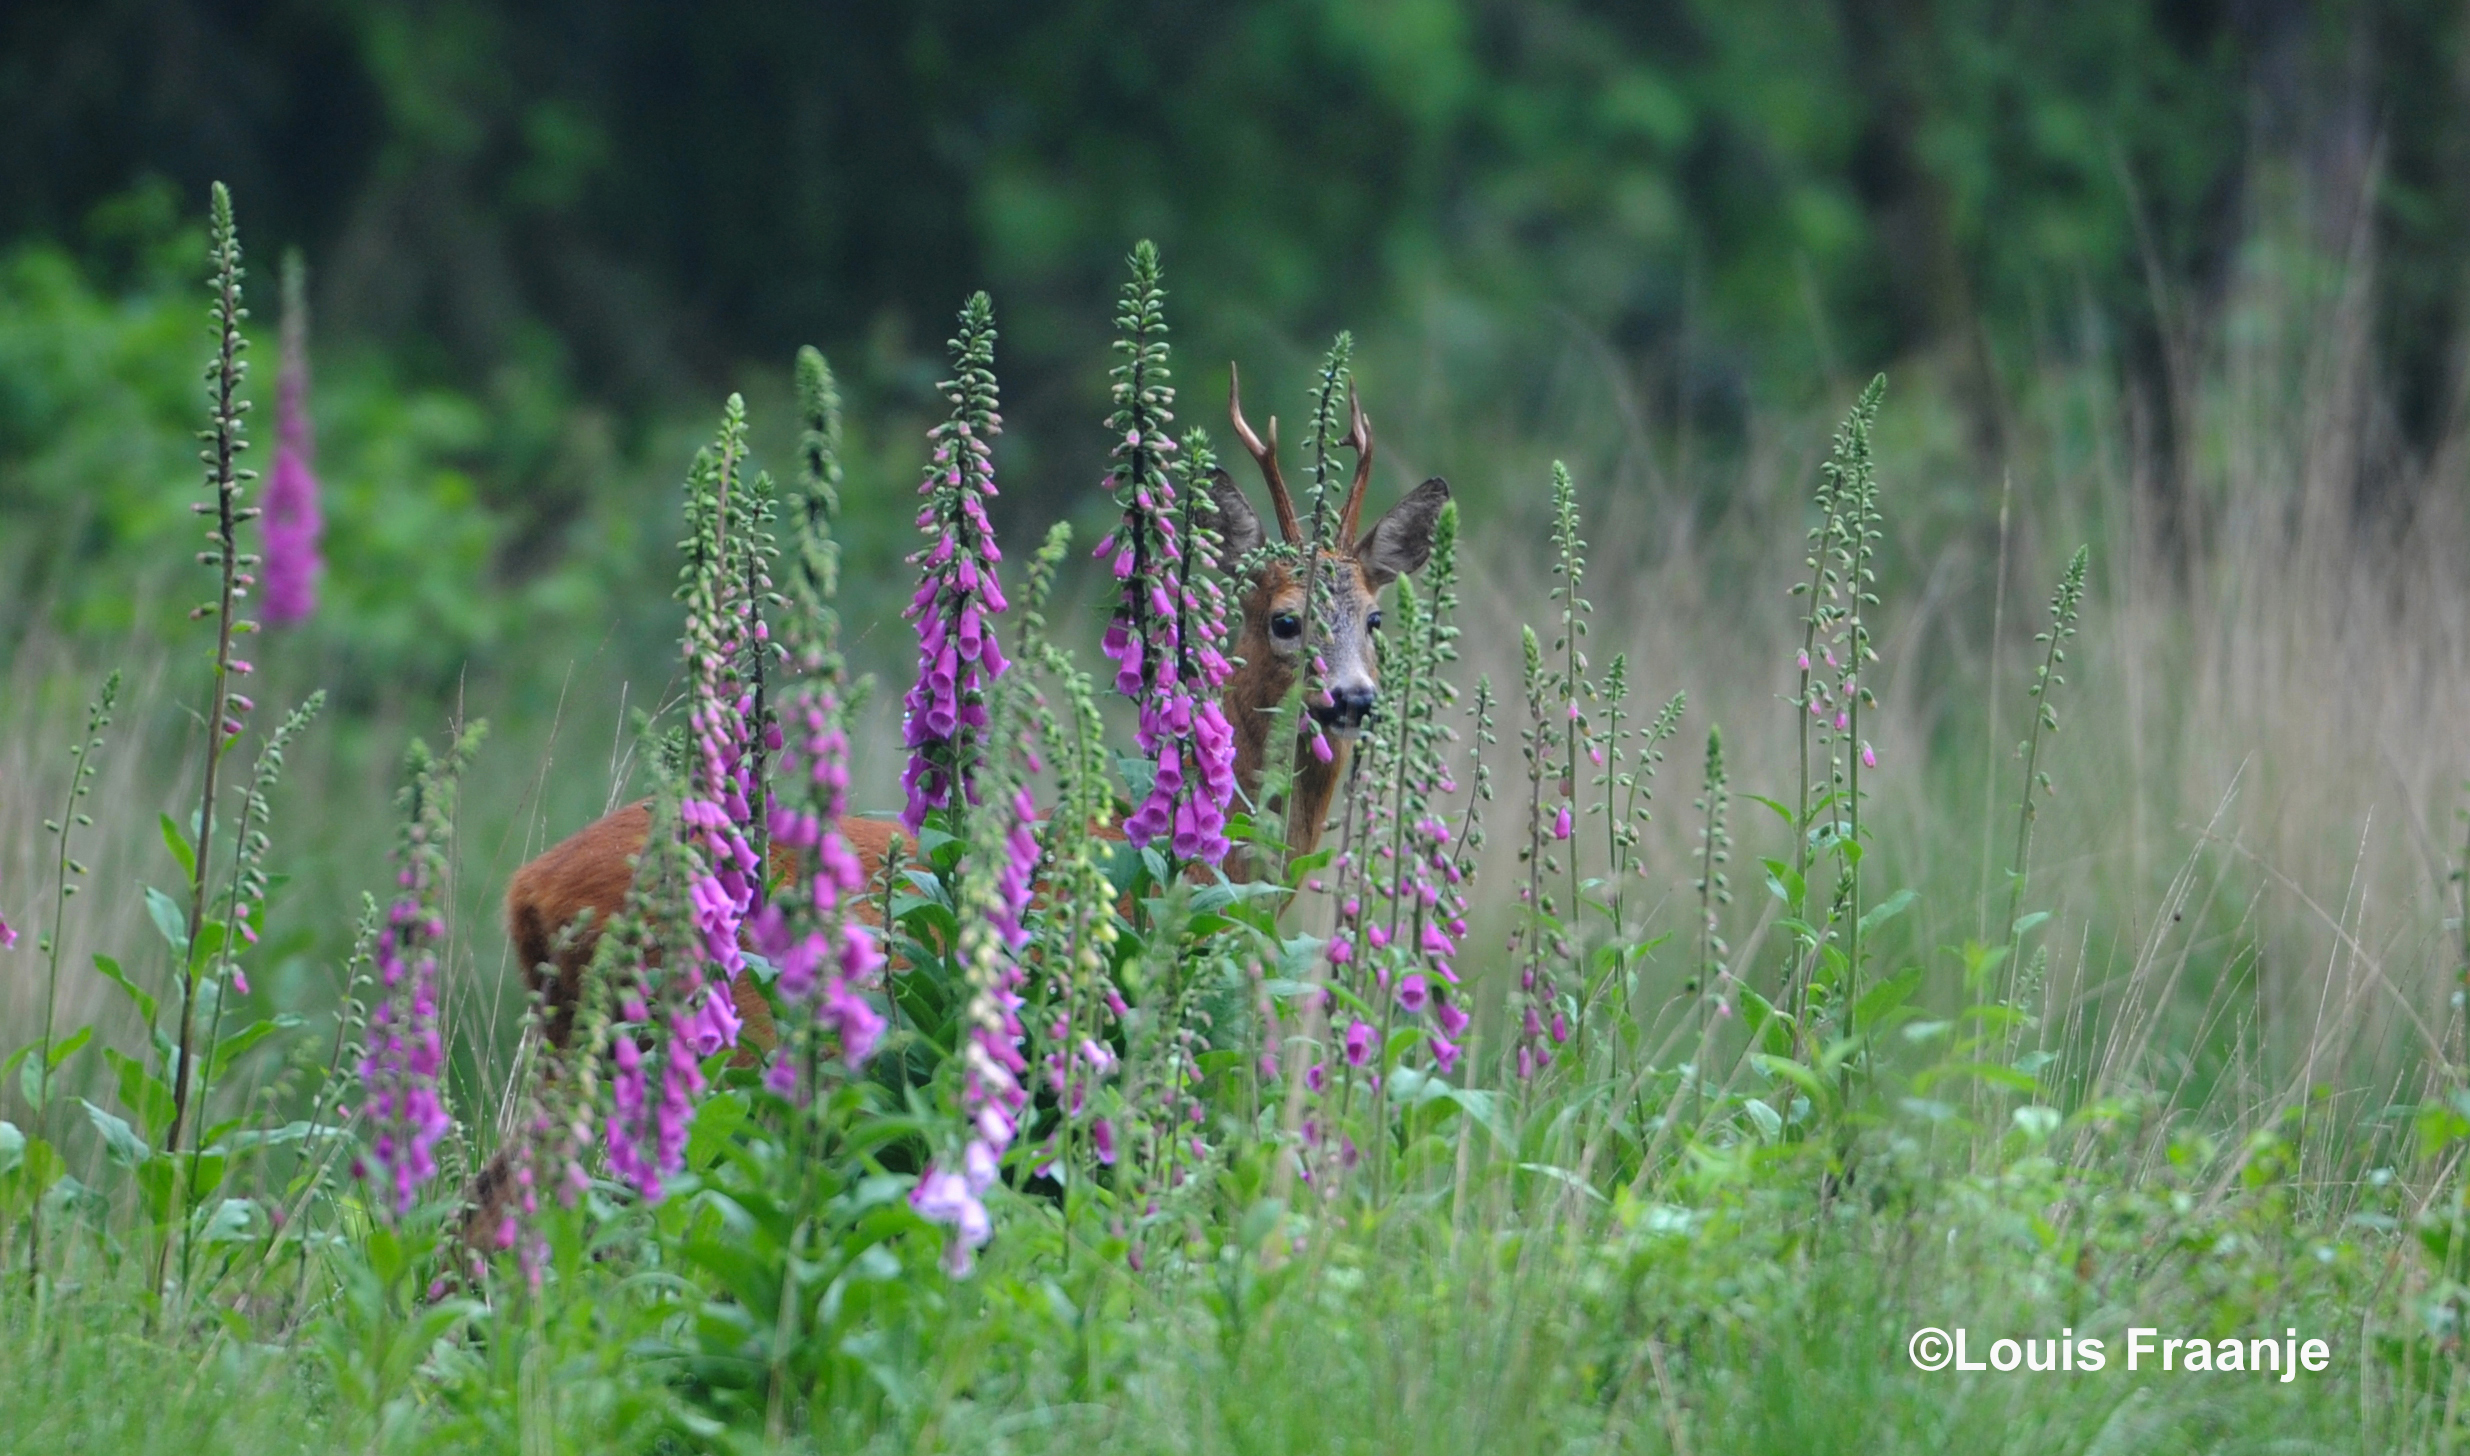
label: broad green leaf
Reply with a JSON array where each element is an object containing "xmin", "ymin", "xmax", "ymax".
[
  {"xmin": 103, "ymin": 1049, "xmax": 175, "ymax": 1141},
  {"xmin": 92, "ymin": 954, "xmax": 159, "ymax": 1026},
  {"xmin": 208, "ymin": 1016, "xmax": 302, "ymax": 1079},
  {"xmin": 217, "ymin": 1120, "xmax": 345, "ymax": 1152},
  {"xmin": 1516, "ymin": 1163, "xmax": 1606, "ymax": 1203},
  {"xmin": 2012, "ymin": 1105, "xmax": 2062, "ymax": 1140},
  {"xmin": 159, "ymin": 813, "xmax": 197, "ymax": 882},
  {"xmin": 687, "ymin": 1090, "xmax": 751, "ymax": 1172},
  {"xmin": 186, "ymin": 919, "xmax": 231, "ymax": 974},
  {"xmin": 199, "ymin": 1197, "xmax": 257, "ymax": 1243},
  {"xmin": 1742, "ymin": 1098, "xmax": 1784, "ymax": 1140},
  {"xmin": 1852, "ymin": 966, "xmax": 1921, "ymax": 1030},
  {"xmin": 80, "ymin": 1099, "xmax": 150, "ymax": 1166},
  {"xmin": 13, "ymin": 1048, "xmax": 40, "ymax": 1112},
  {"xmin": 143, "ymin": 886, "xmax": 188, "ymax": 956},
  {"xmin": 1739, "ymin": 989, "xmax": 1794, "ymax": 1056},
  {"xmin": 1387, "ymin": 1065, "xmax": 1454, "ymax": 1106},
  {"xmin": 1, "ymin": 1134, "xmax": 64, "ymax": 1202},
  {"xmin": 1856, "ymin": 888, "xmax": 1918, "ymax": 938},
  {"xmin": 1910, "ymin": 1060, "xmax": 2040, "ymax": 1095},
  {"xmin": 1744, "ymin": 794, "xmax": 1795, "ymax": 828},
  {"xmin": 1752, "ymin": 1054, "xmax": 1836, "ymax": 1111},
  {"xmin": 45, "ymin": 1025, "xmax": 92, "ymax": 1068},
  {"xmin": 1276, "ymin": 932, "xmax": 1326, "ymax": 981},
  {"xmin": 1446, "ymin": 1088, "xmax": 1512, "ymax": 1147},
  {"xmin": 2011, "ymin": 910, "xmax": 2052, "ymax": 938},
  {"xmin": 1761, "ymin": 857, "xmax": 1805, "ymax": 906},
  {"xmin": 1237, "ymin": 1198, "xmax": 1287, "ymax": 1253}
]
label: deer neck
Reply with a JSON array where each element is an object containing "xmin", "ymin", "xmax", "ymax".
[{"xmin": 1224, "ymin": 661, "xmax": 1349, "ymax": 864}]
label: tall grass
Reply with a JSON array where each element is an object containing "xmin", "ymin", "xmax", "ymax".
[{"xmin": 2, "ymin": 175, "xmax": 2467, "ymax": 1453}]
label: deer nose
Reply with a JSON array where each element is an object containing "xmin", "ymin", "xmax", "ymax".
[{"xmin": 1318, "ymin": 683, "xmax": 1378, "ymax": 730}]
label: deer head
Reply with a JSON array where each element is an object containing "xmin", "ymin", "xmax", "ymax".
[{"xmin": 1205, "ymin": 364, "xmax": 1450, "ymax": 856}]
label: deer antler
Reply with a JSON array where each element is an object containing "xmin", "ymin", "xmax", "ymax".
[
  {"xmin": 1336, "ymin": 383, "xmax": 1374, "ymax": 547},
  {"xmin": 1228, "ymin": 362, "xmax": 1304, "ymax": 546}
]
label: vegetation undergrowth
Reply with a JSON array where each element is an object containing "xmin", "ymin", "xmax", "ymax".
[{"xmin": 3, "ymin": 182, "xmax": 2467, "ymax": 1456}]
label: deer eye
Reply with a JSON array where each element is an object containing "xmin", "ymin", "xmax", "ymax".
[
  {"xmin": 1367, "ymin": 610, "xmax": 1383, "ymax": 631},
  {"xmin": 1270, "ymin": 611, "xmax": 1302, "ymax": 641}
]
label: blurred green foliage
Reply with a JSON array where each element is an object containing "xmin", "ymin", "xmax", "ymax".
[
  {"xmin": 0, "ymin": 191, "xmax": 604, "ymax": 690},
  {"xmin": 2, "ymin": 0, "xmax": 2460, "ymax": 686}
]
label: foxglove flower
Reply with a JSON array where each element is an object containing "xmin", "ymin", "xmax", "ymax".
[
  {"xmin": 359, "ymin": 736, "xmax": 470, "ymax": 1218},
  {"xmin": 911, "ymin": 772, "xmax": 1040, "ymax": 1275},
  {"xmin": 671, "ymin": 400, "xmax": 768, "ymax": 1060},
  {"xmin": 755, "ymin": 680, "xmax": 887, "ymax": 1073},
  {"xmin": 1094, "ymin": 243, "xmax": 1235, "ymax": 862},
  {"xmin": 263, "ymin": 252, "xmax": 323, "ymax": 626},
  {"xmin": 901, "ymin": 293, "xmax": 1010, "ymax": 835}
]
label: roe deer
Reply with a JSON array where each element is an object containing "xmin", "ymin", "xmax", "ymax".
[{"xmin": 497, "ymin": 367, "xmax": 1447, "ymax": 1064}]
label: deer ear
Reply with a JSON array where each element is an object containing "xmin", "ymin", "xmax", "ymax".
[
  {"xmin": 1203, "ymin": 467, "xmax": 1266, "ymax": 558},
  {"xmin": 1356, "ymin": 477, "xmax": 1450, "ymax": 585}
]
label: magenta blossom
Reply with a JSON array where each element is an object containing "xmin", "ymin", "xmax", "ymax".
[
  {"xmin": 263, "ymin": 269, "xmax": 323, "ymax": 627},
  {"xmin": 901, "ymin": 294, "xmax": 1010, "ymax": 835},
  {"xmin": 358, "ymin": 738, "xmax": 473, "ymax": 1219},
  {"xmin": 755, "ymin": 684, "xmax": 889, "ymax": 1077},
  {"xmin": 362, "ymin": 892, "xmax": 450, "ymax": 1216},
  {"xmin": 1097, "ymin": 246, "xmax": 1235, "ymax": 863},
  {"xmin": 911, "ymin": 776, "xmax": 1041, "ymax": 1275}
]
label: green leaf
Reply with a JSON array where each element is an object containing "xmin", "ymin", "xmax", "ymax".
[
  {"xmin": 1739, "ymin": 990, "xmax": 1795, "ymax": 1057},
  {"xmin": 1856, "ymin": 888, "xmax": 1918, "ymax": 938},
  {"xmin": 2011, "ymin": 910, "xmax": 2052, "ymax": 939},
  {"xmin": 1752, "ymin": 1054, "xmax": 1835, "ymax": 1112},
  {"xmin": 2012, "ymin": 1105, "xmax": 2062, "ymax": 1141},
  {"xmin": 1742, "ymin": 1099, "xmax": 1784, "ymax": 1140},
  {"xmin": 216, "ymin": 1120, "xmax": 348, "ymax": 1153},
  {"xmin": 186, "ymin": 920, "xmax": 231, "ymax": 975},
  {"xmin": 1, "ymin": 1133, "xmax": 64, "ymax": 1204},
  {"xmin": 1761, "ymin": 857, "xmax": 1805, "ymax": 906},
  {"xmin": 1237, "ymin": 1198, "xmax": 1287, "ymax": 1253},
  {"xmin": 208, "ymin": 1016, "xmax": 302, "ymax": 1079},
  {"xmin": 1851, "ymin": 966, "xmax": 1921, "ymax": 1030},
  {"xmin": 1386, "ymin": 1065, "xmax": 1455, "ymax": 1106},
  {"xmin": 80, "ymin": 1099, "xmax": 150, "ymax": 1166},
  {"xmin": 92, "ymin": 954, "xmax": 158, "ymax": 1026},
  {"xmin": 198, "ymin": 1197, "xmax": 258, "ymax": 1244},
  {"xmin": 1910, "ymin": 1060, "xmax": 2040, "ymax": 1095},
  {"xmin": 143, "ymin": 886, "xmax": 188, "ymax": 956},
  {"xmin": 1744, "ymin": 795, "xmax": 1796, "ymax": 828},
  {"xmin": 103, "ymin": 1049, "xmax": 175, "ymax": 1141},
  {"xmin": 687, "ymin": 1090, "xmax": 751, "ymax": 1172},
  {"xmin": 1516, "ymin": 1163, "xmax": 1606, "ymax": 1203},
  {"xmin": 12, "ymin": 1048, "xmax": 40, "ymax": 1112},
  {"xmin": 159, "ymin": 813, "xmax": 197, "ymax": 882},
  {"xmin": 46, "ymin": 1025, "xmax": 93, "ymax": 1069}
]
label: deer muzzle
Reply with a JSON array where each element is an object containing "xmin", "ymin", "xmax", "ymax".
[{"xmin": 1316, "ymin": 681, "xmax": 1378, "ymax": 735}]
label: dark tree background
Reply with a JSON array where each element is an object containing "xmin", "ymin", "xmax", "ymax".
[{"xmin": 2, "ymin": 0, "xmax": 2461, "ymax": 666}]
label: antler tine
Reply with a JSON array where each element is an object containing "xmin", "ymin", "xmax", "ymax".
[
  {"xmin": 1229, "ymin": 361, "xmax": 1304, "ymax": 545},
  {"xmin": 1336, "ymin": 382, "xmax": 1374, "ymax": 546}
]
